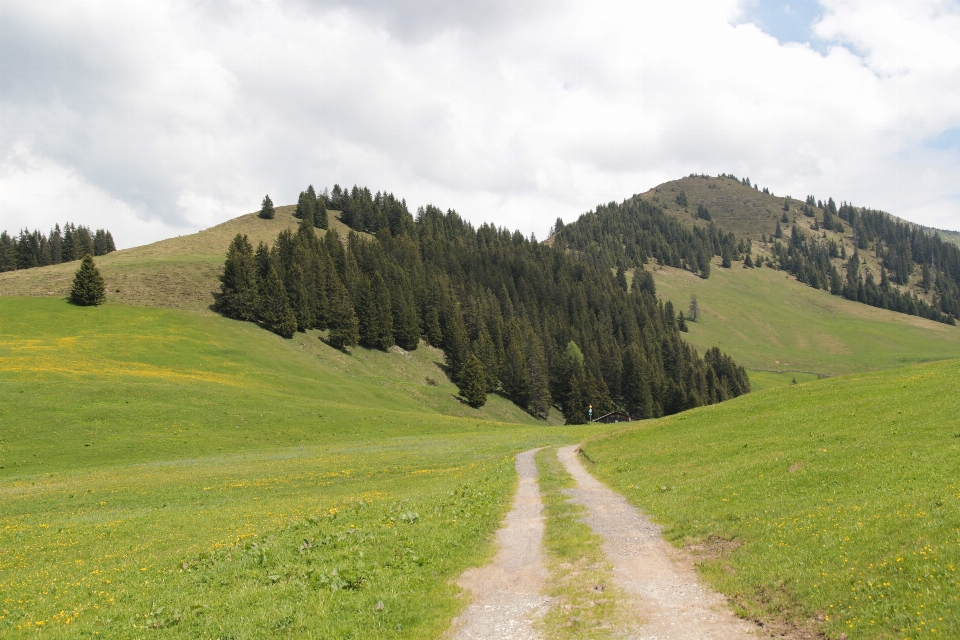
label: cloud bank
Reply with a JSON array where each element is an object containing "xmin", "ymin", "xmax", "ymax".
[{"xmin": 1, "ymin": 0, "xmax": 959, "ymax": 248}]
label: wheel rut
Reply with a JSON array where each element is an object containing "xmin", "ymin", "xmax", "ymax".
[
  {"xmin": 448, "ymin": 448, "xmax": 550, "ymax": 639},
  {"xmin": 557, "ymin": 444, "xmax": 758, "ymax": 639}
]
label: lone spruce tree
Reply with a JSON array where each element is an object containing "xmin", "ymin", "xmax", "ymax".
[
  {"xmin": 259, "ymin": 195, "xmax": 275, "ymax": 219},
  {"xmin": 70, "ymin": 254, "xmax": 105, "ymax": 306}
]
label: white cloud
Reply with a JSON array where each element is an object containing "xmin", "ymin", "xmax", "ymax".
[{"xmin": 1, "ymin": 0, "xmax": 959, "ymax": 249}]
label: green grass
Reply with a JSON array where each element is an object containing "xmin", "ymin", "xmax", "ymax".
[
  {"xmin": 649, "ymin": 262, "xmax": 960, "ymax": 386},
  {"xmin": 0, "ymin": 297, "xmax": 586, "ymax": 637},
  {"xmin": 581, "ymin": 359, "xmax": 960, "ymax": 638},
  {"xmin": 534, "ymin": 448, "xmax": 627, "ymax": 639}
]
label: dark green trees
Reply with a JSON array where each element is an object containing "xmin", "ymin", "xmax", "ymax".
[
  {"xmin": 675, "ymin": 191, "xmax": 688, "ymax": 207},
  {"xmin": 215, "ymin": 234, "xmax": 259, "ymax": 320},
  {"xmin": 259, "ymin": 195, "xmax": 275, "ymax": 219},
  {"xmin": 70, "ymin": 254, "xmax": 106, "ymax": 306},
  {"xmin": 216, "ymin": 183, "xmax": 754, "ymax": 421},
  {"xmin": 294, "ymin": 185, "xmax": 328, "ymax": 229},
  {"xmin": 260, "ymin": 265, "xmax": 297, "ymax": 338},
  {"xmin": 359, "ymin": 273, "xmax": 394, "ymax": 350},
  {"xmin": 326, "ymin": 265, "xmax": 359, "ymax": 349},
  {"xmin": 0, "ymin": 223, "xmax": 114, "ymax": 272},
  {"xmin": 458, "ymin": 353, "xmax": 487, "ymax": 408}
]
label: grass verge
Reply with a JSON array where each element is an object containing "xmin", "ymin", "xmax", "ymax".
[
  {"xmin": 581, "ymin": 360, "xmax": 960, "ymax": 639},
  {"xmin": 534, "ymin": 448, "xmax": 632, "ymax": 639}
]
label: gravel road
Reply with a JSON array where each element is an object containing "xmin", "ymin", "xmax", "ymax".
[
  {"xmin": 448, "ymin": 448, "xmax": 550, "ymax": 639},
  {"xmin": 557, "ymin": 444, "xmax": 759, "ymax": 639}
]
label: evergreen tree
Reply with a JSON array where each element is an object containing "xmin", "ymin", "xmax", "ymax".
[
  {"xmin": 688, "ymin": 294, "xmax": 700, "ymax": 322},
  {"xmin": 675, "ymin": 190, "xmax": 688, "ymax": 207},
  {"xmin": 259, "ymin": 195, "xmax": 275, "ymax": 219},
  {"xmin": 284, "ymin": 261, "xmax": 313, "ymax": 331},
  {"xmin": 0, "ymin": 232, "xmax": 16, "ymax": 272},
  {"xmin": 259, "ymin": 265, "xmax": 297, "ymax": 338},
  {"xmin": 70, "ymin": 254, "xmax": 106, "ymax": 306},
  {"xmin": 774, "ymin": 220, "xmax": 783, "ymax": 239},
  {"xmin": 75, "ymin": 226, "xmax": 94, "ymax": 259},
  {"xmin": 62, "ymin": 224, "xmax": 76, "ymax": 262},
  {"xmin": 526, "ymin": 333, "xmax": 551, "ymax": 419},
  {"xmin": 472, "ymin": 323, "xmax": 500, "ymax": 392},
  {"xmin": 743, "ymin": 254, "xmax": 754, "ymax": 268},
  {"xmin": 325, "ymin": 266, "xmax": 359, "ymax": 349},
  {"xmin": 677, "ymin": 312, "xmax": 688, "ymax": 331},
  {"xmin": 359, "ymin": 272, "xmax": 394, "ymax": 350},
  {"xmin": 215, "ymin": 233, "xmax": 259, "ymax": 320},
  {"xmin": 458, "ymin": 353, "xmax": 487, "ymax": 408},
  {"xmin": 295, "ymin": 190, "xmax": 315, "ymax": 227},
  {"xmin": 615, "ymin": 265, "xmax": 628, "ymax": 291}
]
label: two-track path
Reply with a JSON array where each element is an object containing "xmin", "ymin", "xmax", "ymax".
[
  {"xmin": 448, "ymin": 448, "xmax": 551, "ymax": 639},
  {"xmin": 449, "ymin": 446, "xmax": 759, "ymax": 639}
]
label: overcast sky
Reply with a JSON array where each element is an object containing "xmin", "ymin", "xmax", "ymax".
[{"xmin": 2, "ymin": 0, "xmax": 960, "ymax": 249}]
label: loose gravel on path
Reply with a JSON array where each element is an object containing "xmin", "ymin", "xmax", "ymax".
[
  {"xmin": 557, "ymin": 444, "xmax": 759, "ymax": 640},
  {"xmin": 448, "ymin": 448, "xmax": 550, "ymax": 640}
]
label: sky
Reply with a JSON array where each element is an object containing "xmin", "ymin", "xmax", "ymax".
[{"xmin": 2, "ymin": 0, "xmax": 960, "ymax": 249}]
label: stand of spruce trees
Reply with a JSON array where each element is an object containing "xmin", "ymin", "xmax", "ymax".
[
  {"xmin": 216, "ymin": 192, "xmax": 750, "ymax": 423},
  {"xmin": 0, "ymin": 223, "xmax": 116, "ymax": 272},
  {"xmin": 767, "ymin": 223, "xmax": 957, "ymax": 325}
]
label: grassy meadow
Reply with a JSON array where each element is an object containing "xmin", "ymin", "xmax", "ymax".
[
  {"xmin": 647, "ymin": 262, "xmax": 960, "ymax": 389},
  {"xmin": 582, "ymin": 359, "xmax": 960, "ymax": 638},
  {"xmin": 0, "ymin": 297, "xmax": 586, "ymax": 637}
]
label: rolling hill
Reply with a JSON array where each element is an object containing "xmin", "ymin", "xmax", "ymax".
[
  {"xmin": 0, "ymin": 206, "xmax": 365, "ymax": 315},
  {"xmin": 0, "ymin": 296, "xmax": 579, "ymax": 637}
]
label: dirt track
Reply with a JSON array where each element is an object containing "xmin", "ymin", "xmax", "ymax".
[
  {"xmin": 448, "ymin": 448, "xmax": 550, "ymax": 639},
  {"xmin": 557, "ymin": 445, "xmax": 758, "ymax": 639},
  {"xmin": 449, "ymin": 446, "xmax": 758, "ymax": 639}
]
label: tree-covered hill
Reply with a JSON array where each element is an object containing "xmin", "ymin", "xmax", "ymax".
[
  {"xmin": 217, "ymin": 188, "xmax": 750, "ymax": 423},
  {"xmin": 561, "ymin": 174, "xmax": 960, "ymax": 326}
]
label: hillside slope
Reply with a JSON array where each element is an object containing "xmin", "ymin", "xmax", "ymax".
[
  {"xmin": 0, "ymin": 297, "xmax": 578, "ymax": 637},
  {"xmin": 0, "ymin": 206, "xmax": 360, "ymax": 314},
  {"xmin": 582, "ymin": 357, "xmax": 960, "ymax": 638},
  {"xmin": 648, "ymin": 260, "xmax": 960, "ymax": 389}
]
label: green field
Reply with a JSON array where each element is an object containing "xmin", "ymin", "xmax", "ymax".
[
  {"xmin": 648, "ymin": 262, "xmax": 960, "ymax": 389},
  {"xmin": 582, "ymin": 359, "xmax": 960, "ymax": 638},
  {"xmin": 0, "ymin": 297, "xmax": 583, "ymax": 637}
]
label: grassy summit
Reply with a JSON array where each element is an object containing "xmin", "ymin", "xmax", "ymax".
[
  {"xmin": 0, "ymin": 206, "xmax": 362, "ymax": 314},
  {"xmin": 582, "ymin": 357, "xmax": 960, "ymax": 638}
]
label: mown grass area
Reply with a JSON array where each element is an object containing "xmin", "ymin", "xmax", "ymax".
[
  {"xmin": 582, "ymin": 359, "xmax": 960, "ymax": 638},
  {"xmin": 648, "ymin": 262, "xmax": 960, "ymax": 385},
  {"xmin": 0, "ymin": 297, "xmax": 585, "ymax": 637},
  {"xmin": 534, "ymin": 448, "xmax": 627, "ymax": 639},
  {"xmin": 0, "ymin": 207, "xmax": 364, "ymax": 315}
]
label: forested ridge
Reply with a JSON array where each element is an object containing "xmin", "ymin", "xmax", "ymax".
[
  {"xmin": 216, "ymin": 185, "xmax": 750, "ymax": 423},
  {"xmin": 0, "ymin": 223, "xmax": 116, "ymax": 272},
  {"xmin": 763, "ymin": 199, "xmax": 960, "ymax": 325},
  {"xmin": 555, "ymin": 184, "xmax": 960, "ymax": 326}
]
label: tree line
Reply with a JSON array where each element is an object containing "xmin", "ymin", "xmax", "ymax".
[
  {"xmin": 216, "ymin": 187, "xmax": 750, "ymax": 423},
  {"xmin": 0, "ymin": 224, "xmax": 116, "ymax": 273},
  {"xmin": 549, "ymin": 197, "xmax": 738, "ymax": 280}
]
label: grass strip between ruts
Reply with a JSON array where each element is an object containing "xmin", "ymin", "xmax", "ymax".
[{"xmin": 534, "ymin": 447, "xmax": 636, "ymax": 639}]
